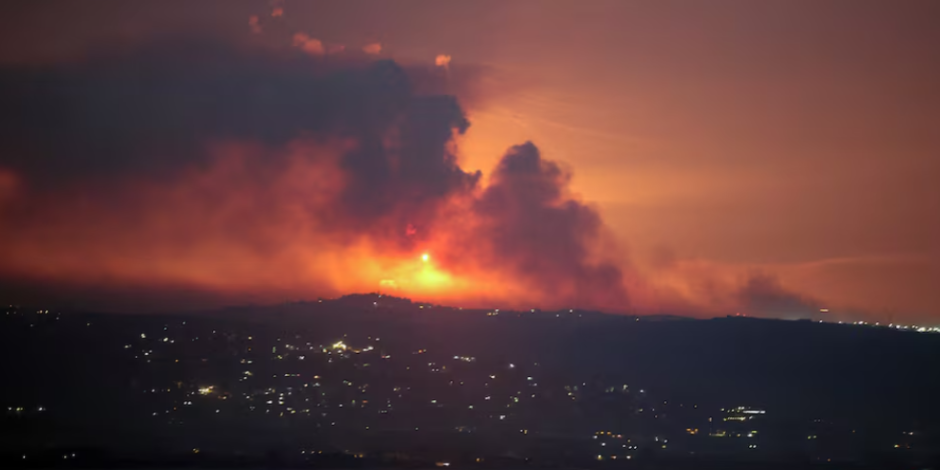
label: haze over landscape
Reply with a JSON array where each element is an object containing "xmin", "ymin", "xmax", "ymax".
[{"xmin": 1, "ymin": 0, "xmax": 938, "ymax": 323}]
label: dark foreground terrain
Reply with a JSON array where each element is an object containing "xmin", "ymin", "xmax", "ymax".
[{"xmin": 2, "ymin": 295, "xmax": 940, "ymax": 469}]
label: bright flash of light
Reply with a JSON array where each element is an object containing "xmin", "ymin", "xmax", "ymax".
[{"xmin": 421, "ymin": 253, "xmax": 430, "ymax": 262}]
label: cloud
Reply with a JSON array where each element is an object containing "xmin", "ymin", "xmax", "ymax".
[
  {"xmin": 0, "ymin": 40, "xmax": 420, "ymax": 182},
  {"xmin": 0, "ymin": 40, "xmax": 482, "ymax": 229},
  {"xmin": 0, "ymin": 38, "xmax": 633, "ymax": 312},
  {"xmin": 328, "ymin": 44, "xmax": 346, "ymax": 54},
  {"xmin": 435, "ymin": 54, "xmax": 451, "ymax": 68},
  {"xmin": 635, "ymin": 253, "xmax": 832, "ymax": 318},
  {"xmin": 3, "ymin": 35, "xmax": 841, "ymax": 319},
  {"xmin": 248, "ymin": 15, "xmax": 262, "ymax": 34},
  {"xmin": 292, "ymin": 33, "xmax": 324, "ymax": 55},
  {"xmin": 362, "ymin": 43, "xmax": 382, "ymax": 55},
  {"xmin": 468, "ymin": 143, "xmax": 629, "ymax": 309},
  {"xmin": 736, "ymin": 272, "xmax": 820, "ymax": 318},
  {"xmin": 271, "ymin": 6, "xmax": 284, "ymax": 18},
  {"xmin": 0, "ymin": 36, "xmax": 847, "ymax": 318}
]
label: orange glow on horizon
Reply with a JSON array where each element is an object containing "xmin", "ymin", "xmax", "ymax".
[
  {"xmin": 0, "ymin": 140, "xmax": 610, "ymax": 312},
  {"xmin": 0, "ymin": 138, "xmax": 837, "ymax": 318}
]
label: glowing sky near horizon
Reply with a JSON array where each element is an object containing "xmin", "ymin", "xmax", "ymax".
[{"xmin": 0, "ymin": 0, "xmax": 938, "ymax": 322}]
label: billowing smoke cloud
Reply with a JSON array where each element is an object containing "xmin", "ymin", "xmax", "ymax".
[
  {"xmin": 0, "ymin": 36, "xmax": 824, "ymax": 318},
  {"xmin": 0, "ymin": 40, "xmax": 421, "ymax": 183},
  {"xmin": 736, "ymin": 273, "xmax": 821, "ymax": 319},
  {"xmin": 636, "ymin": 252, "xmax": 829, "ymax": 319},
  {"xmin": 0, "ymin": 38, "xmax": 631, "ymax": 312},
  {"xmin": 469, "ymin": 143, "xmax": 628, "ymax": 308}
]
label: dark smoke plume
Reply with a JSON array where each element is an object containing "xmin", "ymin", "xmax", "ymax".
[
  {"xmin": 472, "ymin": 143, "xmax": 628, "ymax": 308},
  {"xmin": 0, "ymin": 38, "xmax": 630, "ymax": 311}
]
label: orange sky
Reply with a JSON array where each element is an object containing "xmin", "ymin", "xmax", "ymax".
[{"xmin": 0, "ymin": 1, "xmax": 938, "ymax": 322}]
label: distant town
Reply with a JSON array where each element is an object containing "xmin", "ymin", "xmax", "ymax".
[{"xmin": 2, "ymin": 294, "xmax": 939, "ymax": 469}]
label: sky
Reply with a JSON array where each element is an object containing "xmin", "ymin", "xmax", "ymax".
[{"xmin": 0, "ymin": 0, "xmax": 937, "ymax": 322}]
